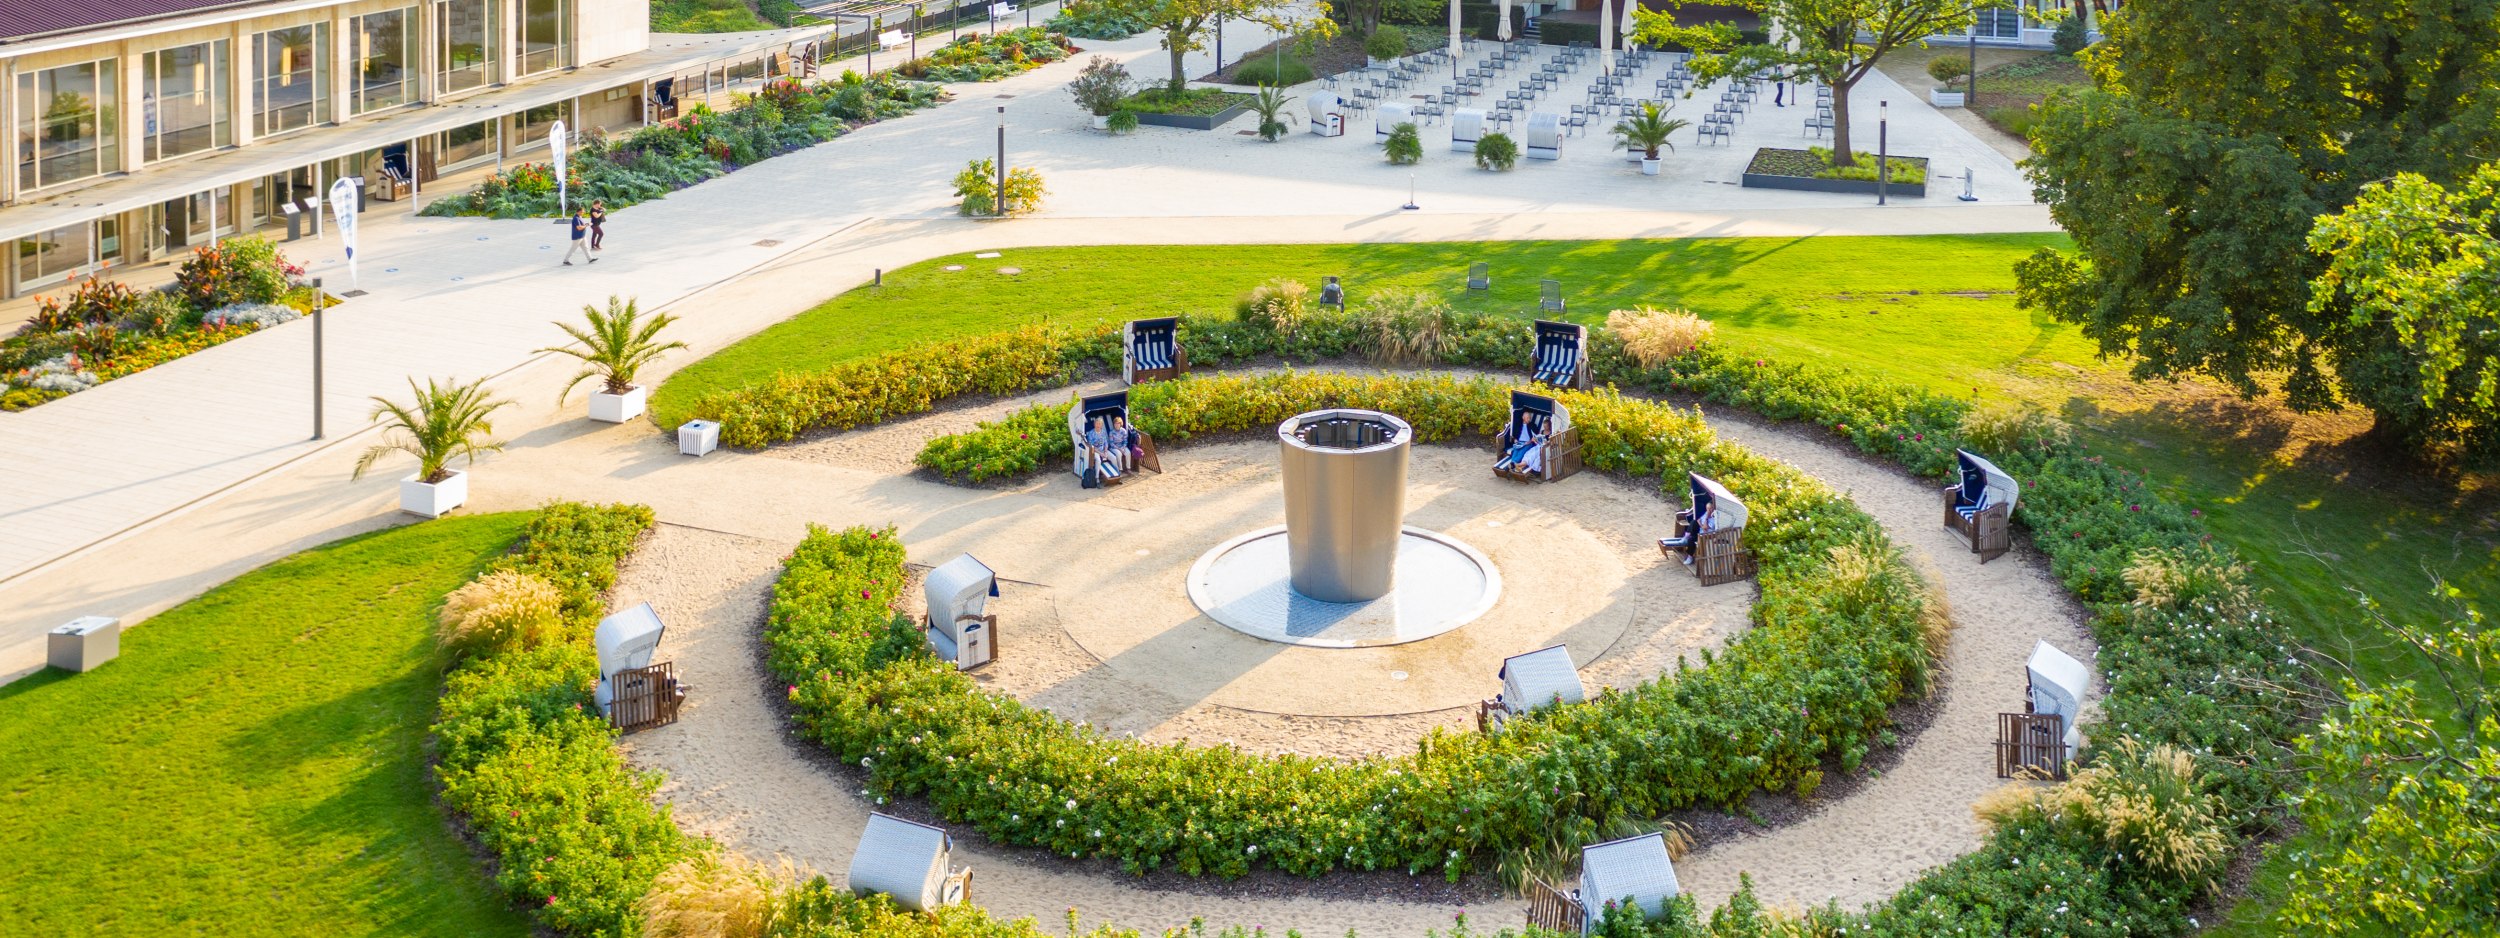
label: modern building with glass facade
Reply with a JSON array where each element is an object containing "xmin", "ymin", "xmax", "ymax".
[{"xmin": 2, "ymin": 0, "xmax": 830, "ymax": 298}]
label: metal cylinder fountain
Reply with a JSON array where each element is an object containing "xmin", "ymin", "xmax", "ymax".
[
  {"xmin": 1186, "ymin": 409, "xmax": 1500, "ymax": 648},
  {"xmin": 1277, "ymin": 409, "xmax": 1413, "ymax": 602}
]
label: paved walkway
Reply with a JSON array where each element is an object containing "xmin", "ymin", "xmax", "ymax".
[{"xmin": 0, "ymin": 25, "xmax": 2052, "ymax": 679}]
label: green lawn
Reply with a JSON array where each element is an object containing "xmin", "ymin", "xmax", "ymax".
[
  {"xmin": 0, "ymin": 516, "xmax": 536, "ymax": 938},
  {"xmin": 660, "ymin": 236, "xmax": 2498, "ymax": 935},
  {"xmin": 651, "ymin": 0, "xmax": 773, "ymax": 32}
]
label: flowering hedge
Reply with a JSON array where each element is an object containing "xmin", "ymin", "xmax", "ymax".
[
  {"xmin": 429, "ymin": 503, "xmax": 697, "ymax": 937},
  {"xmin": 421, "ymin": 74, "xmax": 941, "ymax": 218},
  {"xmin": 773, "ymin": 371, "xmax": 1937, "ymax": 880},
  {"xmin": 682, "ymin": 325, "xmax": 1107, "ymax": 448},
  {"xmin": 899, "ymin": 27, "xmax": 1077, "ymax": 83},
  {"xmin": 3, "ymin": 238, "xmax": 308, "ymax": 410}
]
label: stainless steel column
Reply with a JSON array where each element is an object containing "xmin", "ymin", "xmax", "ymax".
[{"xmin": 1277, "ymin": 409, "xmax": 1412, "ymax": 602}]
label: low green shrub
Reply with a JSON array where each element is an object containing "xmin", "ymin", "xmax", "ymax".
[
  {"xmin": 1232, "ymin": 55, "xmax": 1315, "ymax": 87},
  {"xmin": 1047, "ymin": 0, "xmax": 1154, "ymax": 39},
  {"xmin": 430, "ymin": 502, "xmax": 694, "ymax": 937},
  {"xmin": 952, "ymin": 159, "xmax": 1047, "ymax": 216},
  {"xmin": 1121, "ymin": 87, "xmax": 1255, "ymax": 116},
  {"xmin": 2052, "ymin": 13, "xmax": 2090, "ymax": 55},
  {"xmin": 1385, "ymin": 121, "xmax": 1423, "ymax": 164},
  {"xmin": 1106, "ymin": 109, "xmax": 1140, "ymax": 133},
  {"xmin": 1364, "ymin": 25, "xmax": 1408, "ymax": 61},
  {"xmin": 915, "ymin": 401, "xmax": 1073, "ymax": 481},
  {"xmin": 1925, "ymin": 55, "xmax": 1971, "ymax": 85},
  {"xmin": 683, "ymin": 326, "xmax": 1106, "ymax": 448},
  {"xmin": 1475, "ymin": 132, "xmax": 1519, "ymax": 170},
  {"xmin": 778, "ymin": 371, "xmax": 1934, "ymax": 881},
  {"xmin": 898, "ymin": 27, "xmax": 1075, "ymax": 82}
]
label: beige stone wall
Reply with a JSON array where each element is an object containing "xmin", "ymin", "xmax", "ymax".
[{"xmin": 575, "ymin": 0, "xmax": 651, "ymax": 66}]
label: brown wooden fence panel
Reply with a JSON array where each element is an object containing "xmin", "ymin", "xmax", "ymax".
[
  {"xmin": 1525, "ymin": 876, "xmax": 1584, "ymax": 933},
  {"xmin": 1995, "ymin": 712, "xmax": 2067, "ymax": 780},
  {"xmin": 612, "ymin": 662, "xmax": 683, "ymax": 733}
]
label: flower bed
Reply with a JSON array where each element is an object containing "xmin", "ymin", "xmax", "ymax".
[
  {"xmin": 1121, "ymin": 87, "xmax": 1258, "ymax": 117},
  {"xmin": 700, "ymin": 297, "xmax": 2299, "ymax": 931},
  {"xmin": 1742, "ymin": 147, "xmax": 1929, "ymax": 197},
  {"xmin": 775, "ymin": 370, "xmax": 1937, "ymax": 880},
  {"xmin": 2, "ymin": 238, "xmax": 311, "ymax": 410},
  {"xmin": 899, "ymin": 27, "xmax": 1077, "ymax": 82},
  {"xmin": 1046, "ymin": 1, "xmax": 1153, "ymax": 39},
  {"xmin": 427, "ymin": 502, "xmax": 699, "ymax": 936},
  {"xmin": 420, "ymin": 74, "xmax": 941, "ymax": 219}
]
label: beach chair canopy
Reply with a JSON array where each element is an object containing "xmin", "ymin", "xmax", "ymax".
[
  {"xmin": 848, "ymin": 813, "xmax": 953, "ymax": 912},
  {"xmin": 1580, "ymin": 833, "xmax": 1680, "ymax": 924},
  {"xmin": 1498, "ymin": 644, "xmax": 1586, "ymax": 711},
  {"xmin": 1526, "ymin": 112, "xmax": 1562, "ymax": 149},
  {"xmin": 1309, "ymin": 91, "xmax": 1340, "ymax": 121},
  {"xmin": 1533, "ymin": 320, "xmax": 1583, "ymax": 386},
  {"xmin": 1068, "ymin": 391, "xmax": 1131, "ymax": 440},
  {"xmin": 1687, "ymin": 473, "xmax": 1747, "ymax": 530},
  {"xmin": 1378, "ymin": 101, "xmax": 1413, "ymax": 135},
  {"xmin": 594, "ymin": 602, "xmax": 665, "ymax": 680},
  {"xmin": 1508, "ymin": 389, "xmax": 1573, "ymax": 435},
  {"xmin": 1127, "ymin": 318, "xmax": 1179, "ymax": 371},
  {"xmin": 1452, "ymin": 108, "xmax": 1486, "ymax": 145},
  {"xmin": 2026, "ymin": 640, "xmax": 2089, "ymax": 749},
  {"xmin": 1955, "ymin": 450, "xmax": 2021, "ymax": 514},
  {"xmin": 924, "ymin": 553, "xmax": 998, "ymax": 639}
]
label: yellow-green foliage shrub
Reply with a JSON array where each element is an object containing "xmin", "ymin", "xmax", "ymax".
[
  {"xmin": 1975, "ymin": 738, "xmax": 2230, "ymax": 883},
  {"xmin": 640, "ymin": 852, "xmax": 789, "ymax": 938}
]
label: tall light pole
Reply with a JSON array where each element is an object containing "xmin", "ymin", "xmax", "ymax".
[
  {"xmin": 869, "ymin": 15, "xmax": 879, "ymax": 75},
  {"xmin": 1877, "ymin": 100, "xmax": 1890, "ymax": 206},
  {"xmin": 1967, "ymin": 30, "xmax": 1978, "ymax": 105},
  {"xmin": 310, "ymin": 278, "xmax": 326, "ymax": 440},
  {"xmin": 995, "ymin": 105, "xmax": 1008, "ymax": 217}
]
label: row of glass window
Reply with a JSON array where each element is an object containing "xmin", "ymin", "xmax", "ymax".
[{"xmin": 13, "ymin": 0, "xmax": 569, "ymax": 192}]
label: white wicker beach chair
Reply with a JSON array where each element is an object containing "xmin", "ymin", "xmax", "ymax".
[{"xmin": 848, "ymin": 813, "xmax": 972, "ymax": 913}]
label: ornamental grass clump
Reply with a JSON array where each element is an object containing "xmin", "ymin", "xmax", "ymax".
[
  {"xmin": 1957, "ymin": 399, "xmax": 2073, "ymax": 454},
  {"xmin": 639, "ymin": 852, "xmax": 796, "ymax": 938},
  {"xmin": 1356, "ymin": 289, "xmax": 1454, "ymax": 366},
  {"xmin": 1975, "ymin": 738, "xmax": 2230, "ymax": 884},
  {"xmin": 438, "ymin": 570, "xmax": 564, "ymax": 658},
  {"xmin": 1607, "ymin": 307, "xmax": 1714, "ymax": 366},
  {"xmin": 1237, "ymin": 278, "xmax": 1312, "ymax": 337}
]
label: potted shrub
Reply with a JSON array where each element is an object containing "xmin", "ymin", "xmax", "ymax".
[
  {"xmin": 1474, "ymin": 131, "xmax": 1519, "ymax": 171},
  {"xmin": 1365, "ymin": 26, "xmax": 1405, "ymax": 67},
  {"xmin": 1926, "ymin": 56, "xmax": 1969, "ymax": 107},
  {"xmin": 1385, "ymin": 121, "xmax": 1423, "ymax": 164},
  {"xmin": 539, "ymin": 295, "xmax": 687, "ymax": 423},
  {"xmin": 1250, "ymin": 84, "xmax": 1295, "ymax": 141},
  {"xmin": 354, "ymin": 376, "xmax": 512, "ymax": 518},
  {"xmin": 1067, "ymin": 55, "xmax": 1134, "ymax": 129},
  {"xmin": 1612, "ymin": 102, "xmax": 1689, "ymax": 175}
]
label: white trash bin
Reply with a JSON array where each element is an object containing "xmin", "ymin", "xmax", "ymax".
[{"xmin": 679, "ymin": 420, "xmax": 721, "ymax": 456}]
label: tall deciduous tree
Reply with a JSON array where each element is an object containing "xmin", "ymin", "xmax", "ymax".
[
  {"xmin": 1113, "ymin": 0, "xmax": 1329, "ymax": 92},
  {"xmin": 2016, "ymin": 0, "xmax": 2500, "ymax": 461},
  {"xmin": 1630, "ymin": 0, "xmax": 2011, "ymax": 166}
]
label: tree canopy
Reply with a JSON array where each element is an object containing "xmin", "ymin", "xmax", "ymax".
[
  {"xmin": 1630, "ymin": 0, "xmax": 2010, "ymax": 165},
  {"xmin": 2017, "ymin": 0, "xmax": 2500, "ymax": 461},
  {"xmin": 1109, "ymin": 0, "xmax": 1329, "ymax": 91}
]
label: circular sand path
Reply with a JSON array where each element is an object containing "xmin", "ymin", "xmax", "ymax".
[{"xmin": 591, "ymin": 374, "xmax": 2095, "ymax": 931}]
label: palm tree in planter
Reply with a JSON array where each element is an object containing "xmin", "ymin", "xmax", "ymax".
[
  {"xmin": 539, "ymin": 295, "xmax": 686, "ymax": 423},
  {"xmin": 1613, "ymin": 102, "xmax": 1690, "ymax": 176},
  {"xmin": 354, "ymin": 376, "xmax": 512, "ymax": 518}
]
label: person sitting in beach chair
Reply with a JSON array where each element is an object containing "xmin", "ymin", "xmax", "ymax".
[
  {"xmin": 1069, "ymin": 392, "xmax": 1161, "ymax": 488},
  {"xmin": 1085, "ymin": 418, "xmax": 1125, "ymax": 481},
  {"xmin": 1658, "ymin": 473, "xmax": 1755, "ymax": 585},
  {"xmin": 1493, "ymin": 390, "xmax": 1585, "ymax": 483}
]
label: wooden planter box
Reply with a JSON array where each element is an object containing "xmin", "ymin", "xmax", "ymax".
[
  {"xmin": 1741, "ymin": 148, "xmax": 1929, "ymax": 198},
  {"xmin": 1132, "ymin": 103, "xmax": 1250, "ymax": 131}
]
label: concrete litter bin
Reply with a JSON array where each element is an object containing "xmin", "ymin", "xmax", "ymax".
[{"xmin": 48, "ymin": 616, "xmax": 120, "ymax": 672}]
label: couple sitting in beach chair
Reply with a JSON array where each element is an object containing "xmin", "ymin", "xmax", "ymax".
[
  {"xmin": 1070, "ymin": 392, "xmax": 1161, "ymax": 488},
  {"xmin": 1493, "ymin": 391, "xmax": 1585, "ymax": 483},
  {"xmin": 1657, "ymin": 473, "xmax": 1755, "ymax": 585}
]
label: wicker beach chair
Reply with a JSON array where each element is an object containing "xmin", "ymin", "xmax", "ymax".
[
  {"xmin": 922, "ymin": 553, "xmax": 999, "ymax": 670},
  {"xmin": 1531, "ymin": 319, "xmax": 1590, "ymax": 390},
  {"xmin": 1943, "ymin": 449, "xmax": 2021, "ymax": 562},
  {"xmin": 848, "ymin": 813, "xmax": 973, "ymax": 913},
  {"xmin": 1477, "ymin": 643, "xmax": 1586, "ymax": 731},
  {"xmin": 1659, "ymin": 473, "xmax": 1755, "ymax": 586},
  {"xmin": 1122, "ymin": 317, "xmax": 1187, "ymax": 385},
  {"xmin": 1493, "ymin": 391, "xmax": 1585, "ymax": 483}
]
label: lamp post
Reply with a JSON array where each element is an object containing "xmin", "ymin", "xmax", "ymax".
[
  {"xmin": 1877, "ymin": 100, "xmax": 1889, "ymax": 206},
  {"xmin": 869, "ymin": 15, "xmax": 879, "ymax": 75},
  {"xmin": 995, "ymin": 105, "xmax": 1008, "ymax": 217},
  {"xmin": 310, "ymin": 278, "xmax": 326, "ymax": 440},
  {"xmin": 913, "ymin": 5, "xmax": 922, "ymax": 59},
  {"xmin": 1215, "ymin": 14, "xmax": 1223, "ymax": 71}
]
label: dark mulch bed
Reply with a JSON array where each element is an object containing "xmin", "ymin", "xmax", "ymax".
[
  {"xmin": 1747, "ymin": 146, "xmax": 1931, "ymax": 182},
  {"xmin": 1206, "ymin": 33, "xmax": 1371, "ymax": 85}
]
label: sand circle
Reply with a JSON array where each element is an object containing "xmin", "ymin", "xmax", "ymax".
[{"xmin": 1186, "ymin": 525, "xmax": 1502, "ymax": 648}]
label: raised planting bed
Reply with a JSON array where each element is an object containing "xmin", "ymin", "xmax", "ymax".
[
  {"xmin": 1742, "ymin": 146, "xmax": 1929, "ymax": 198},
  {"xmin": 1121, "ymin": 88, "xmax": 1255, "ymax": 130}
]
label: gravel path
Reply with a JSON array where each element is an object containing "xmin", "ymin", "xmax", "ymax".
[{"xmin": 604, "ymin": 385, "xmax": 2096, "ymax": 931}]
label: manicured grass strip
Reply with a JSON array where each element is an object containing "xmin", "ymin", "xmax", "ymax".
[
  {"xmin": 651, "ymin": 235, "xmax": 2081, "ymax": 426},
  {"xmin": 0, "ymin": 516, "xmax": 537, "ymax": 938}
]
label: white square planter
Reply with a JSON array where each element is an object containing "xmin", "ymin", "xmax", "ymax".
[
  {"xmin": 679, "ymin": 420, "xmax": 721, "ymax": 456},
  {"xmin": 589, "ymin": 384, "xmax": 647, "ymax": 423},
  {"xmin": 1930, "ymin": 89, "xmax": 1966, "ymax": 108},
  {"xmin": 401, "ymin": 470, "xmax": 468, "ymax": 518}
]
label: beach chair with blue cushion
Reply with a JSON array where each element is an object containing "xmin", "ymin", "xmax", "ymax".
[
  {"xmin": 1659, "ymin": 473, "xmax": 1754, "ymax": 586},
  {"xmin": 1068, "ymin": 391, "xmax": 1160, "ymax": 487},
  {"xmin": 1122, "ymin": 317, "xmax": 1187, "ymax": 384},
  {"xmin": 1531, "ymin": 319, "xmax": 1590, "ymax": 390},
  {"xmin": 1478, "ymin": 643, "xmax": 1585, "ymax": 731},
  {"xmin": 1493, "ymin": 390, "xmax": 1584, "ymax": 483},
  {"xmin": 1943, "ymin": 449, "xmax": 2020, "ymax": 562},
  {"xmin": 848, "ymin": 813, "xmax": 972, "ymax": 913}
]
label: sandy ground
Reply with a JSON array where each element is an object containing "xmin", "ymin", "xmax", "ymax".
[{"xmin": 604, "ymin": 377, "xmax": 2097, "ymax": 930}]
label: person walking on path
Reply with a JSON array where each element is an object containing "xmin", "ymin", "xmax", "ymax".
[
  {"xmin": 589, "ymin": 201, "xmax": 608, "ymax": 252},
  {"xmin": 1775, "ymin": 80, "xmax": 1787, "ymax": 107},
  {"xmin": 561, "ymin": 210, "xmax": 596, "ymax": 266}
]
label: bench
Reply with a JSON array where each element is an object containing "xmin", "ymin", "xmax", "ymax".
[{"xmin": 878, "ymin": 29, "xmax": 908, "ymax": 51}]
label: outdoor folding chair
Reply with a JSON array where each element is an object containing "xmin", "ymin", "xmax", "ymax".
[
  {"xmin": 1539, "ymin": 279, "xmax": 1565, "ymax": 316},
  {"xmin": 1467, "ymin": 262, "xmax": 1491, "ymax": 292}
]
